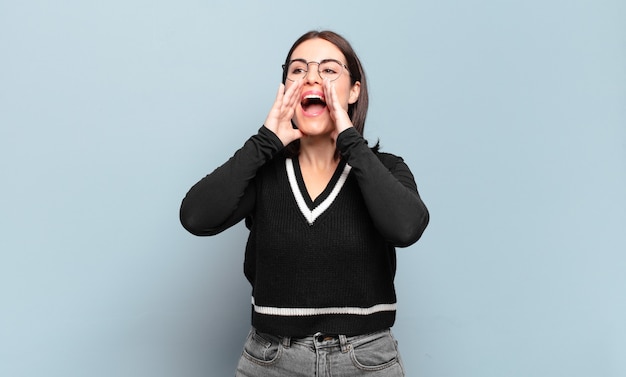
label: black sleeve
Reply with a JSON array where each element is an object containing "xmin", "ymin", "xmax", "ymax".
[
  {"xmin": 179, "ymin": 126, "xmax": 284, "ymax": 236},
  {"xmin": 337, "ymin": 127, "xmax": 429, "ymax": 247}
]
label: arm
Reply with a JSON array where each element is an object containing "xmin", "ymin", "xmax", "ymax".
[
  {"xmin": 337, "ymin": 128, "xmax": 429, "ymax": 247},
  {"xmin": 179, "ymin": 126, "xmax": 283, "ymax": 236},
  {"xmin": 180, "ymin": 81, "xmax": 304, "ymax": 236}
]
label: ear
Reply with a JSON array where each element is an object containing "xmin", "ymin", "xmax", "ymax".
[{"xmin": 348, "ymin": 81, "xmax": 361, "ymax": 104}]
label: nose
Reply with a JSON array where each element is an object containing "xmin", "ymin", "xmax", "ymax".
[{"xmin": 304, "ymin": 62, "xmax": 322, "ymax": 84}]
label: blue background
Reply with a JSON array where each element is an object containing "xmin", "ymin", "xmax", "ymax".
[{"xmin": 1, "ymin": 1, "xmax": 625, "ymax": 376}]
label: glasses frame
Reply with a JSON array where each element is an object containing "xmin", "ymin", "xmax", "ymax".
[{"xmin": 282, "ymin": 58, "xmax": 350, "ymax": 82}]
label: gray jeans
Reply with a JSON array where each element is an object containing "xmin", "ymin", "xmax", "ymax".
[{"xmin": 235, "ymin": 327, "xmax": 405, "ymax": 377}]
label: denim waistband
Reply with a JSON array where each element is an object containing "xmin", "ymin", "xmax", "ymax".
[{"xmin": 253, "ymin": 328, "xmax": 391, "ymax": 354}]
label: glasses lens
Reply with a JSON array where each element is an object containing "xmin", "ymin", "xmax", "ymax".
[
  {"xmin": 319, "ymin": 60, "xmax": 343, "ymax": 81},
  {"xmin": 287, "ymin": 61, "xmax": 307, "ymax": 81}
]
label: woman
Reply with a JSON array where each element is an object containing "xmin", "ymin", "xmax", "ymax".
[{"xmin": 180, "ymin": 30, "xmax": 429, "ymax": 377}]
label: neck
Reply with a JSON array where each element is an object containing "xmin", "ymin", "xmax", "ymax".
[{"xmin": 298, "ymin": 134, "xmax": 339, "ymax": 169}]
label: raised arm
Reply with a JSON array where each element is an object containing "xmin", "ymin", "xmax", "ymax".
[
  {"xmin": 179, "ymin": 127, "xmax": 284, "ymax": 236},
  {"xmin": 180, "ymin": 81, "xmax": 305, "ymax": 236},
  {"xmin": 337, "ymin": 128, "xmax": 429, "ymax": 247}
]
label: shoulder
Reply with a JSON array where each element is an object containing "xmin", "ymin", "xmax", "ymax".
[
  {"xmin": 374, "ymin": 150, "xmax": 406, "ymax": 170},
  {"xmin": 367, "ymin": 139, "xmax": 404, "ymax": 167},
  {"xmin": 257, "ymin": 154, "xmax": 287, "ymax": 178}
]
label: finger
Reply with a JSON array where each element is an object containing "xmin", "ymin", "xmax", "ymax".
[
  {"xmin": 271, "ymin": 83, "xmax": 285, "ymax": 111},
  {"xmin": 284, "ymin": 79, "xmax": 302, "ymax": 110},
  {"xmin": 323, "ymin": 79, "xmax": 336, "ymax": 113}
]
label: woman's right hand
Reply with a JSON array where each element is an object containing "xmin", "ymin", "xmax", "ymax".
[{"xmin": 263, "ymin": 80, "xmax": 303, "ymax": 146}]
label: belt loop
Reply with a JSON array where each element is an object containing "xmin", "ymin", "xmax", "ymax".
[
  {"xmin": 339, "ymin": 334, "xmax": 349, "ymax": 353},
  {"xmin": 281, "ymin": 336, "xmax": 291, "ymax": 348}
]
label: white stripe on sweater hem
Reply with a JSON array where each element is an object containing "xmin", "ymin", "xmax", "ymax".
[{"xmin": 251, "ymin": 297, "xmax": 397, "ymax": 316}]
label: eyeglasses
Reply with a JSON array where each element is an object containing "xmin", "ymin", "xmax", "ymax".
[{"xmin": 282, "ymin": 59, "xmax": 350, "ymax": 82}]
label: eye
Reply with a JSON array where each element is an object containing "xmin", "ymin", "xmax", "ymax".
[
  {"xmin": 320, "ymin": 61, "xmax": 342, "ymax": 77},
  {"xmin": 288, "ymin": 62, "xmax": 307, "ymax": 75}
]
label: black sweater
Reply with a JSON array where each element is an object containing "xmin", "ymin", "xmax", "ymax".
[{"xmin": 180, "ymin": 126, "xmax": 429, "ymax": 336}]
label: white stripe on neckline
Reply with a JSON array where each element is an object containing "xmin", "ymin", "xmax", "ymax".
[
  {"xmin": 286, "ymin": 158, "xmax": 352, "ymax": 225},
  {"xmin": 251, "ymin": 297, "xmax": 397, "ymax": 316}
]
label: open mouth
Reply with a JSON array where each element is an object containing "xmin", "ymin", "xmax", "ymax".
[{"xmin": 301, "ymin": 91, "xmax": 326, "ymax": 116}]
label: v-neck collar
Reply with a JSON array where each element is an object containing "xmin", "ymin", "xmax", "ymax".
[{"xmin": 286, "ymin": 158, "xmax": 352, "ymax": 225}]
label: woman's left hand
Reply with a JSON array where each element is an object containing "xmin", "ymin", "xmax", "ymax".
[{"xmin": 323, "ymin": 79, "xmax": 354, "ymax": 138}]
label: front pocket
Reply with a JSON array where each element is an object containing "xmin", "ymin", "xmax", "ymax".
[
  {"xmin": 242, "ymin": 330, "xmax": 282, "ymax": 365},
  {"xmin": 350, "ymin": 332, "xmax": 400, "ymax": 371}
]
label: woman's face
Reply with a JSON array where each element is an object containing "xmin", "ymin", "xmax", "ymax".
[{"xmin": 285, "ymin": 38, "xmax": 360, "ymax": 136}]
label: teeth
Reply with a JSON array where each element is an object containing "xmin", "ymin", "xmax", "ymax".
[{"xmin": 304, "ymin": 94, "xmax": 323, "ymax": 100}]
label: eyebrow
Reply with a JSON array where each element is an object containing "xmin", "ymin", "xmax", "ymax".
[{"xmin": 289, "ymin": 58, "xmax": 347, "ymax": 65}]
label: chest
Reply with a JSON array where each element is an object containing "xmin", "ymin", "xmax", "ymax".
[{"xmin": 253, "ymin": 158, "xmax": 370, "ymax": 230}]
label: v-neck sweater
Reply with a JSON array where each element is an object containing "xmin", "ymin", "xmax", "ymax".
[{"xmin": 180, "ymin": 126, "xmax": 429, "ymax": 337}]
